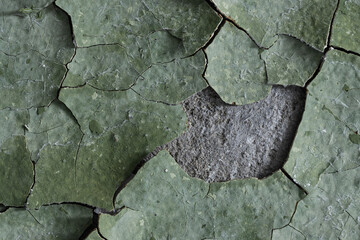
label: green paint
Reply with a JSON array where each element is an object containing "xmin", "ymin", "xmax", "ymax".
[
  {"xmin": 108, "ymin": 151, "xmax": 304, "ymax": 239},
  {"xmin": 349, "ymin": 133, "xmax": 360, "ymax": 144},
  {"xmin": 261, "ymin": 35, "xmax": 323, "ymax": 86},
  {"xmin": 289, "ymin": 169, "xmax": 360, "ymax": 239},
  {"xmin": 132, "ymin": 51, "xmax": 207, "ymax": 104},
  {"xmin": 99, "ymin": 208, "xmax": 148, "ymax": 240},
  {"xmin": 0, "ymin": 5, "xmax": 74, "ymax": 109},
  {"xmin": 212, "ymin": 0, "xmax": 337, "ymax": 50},
  {"xmin": 205, "ymin": 24, "xmax": 324, "ymax": 105},
  {"xmin": 272, "ymin": 226, "xmax": 306, "ymax": 240},
  {"xmin": 63, "ymin": 45, "xmax": 145, "ymax": 90},
  {"xmin": 205, "ymin": 22, "xmax": 270, "ymax": 105},
  {"xmin": 0, "ymin": 0, "xmax": 52, "ymax": 12},
  {"xmin": 0, "ymin": 0, "xmax": 359, "ymax": 238},
  {"xmin": 27, "ymin": 87, "xmax": 186, "ymax": 209},
  {"xmin": 85, "ymin": 230, "xmax": 103, "ymax": 240},
  {"xmin": 56, "ymin": 0, "xmax": 221, "ymax": 55},
  {"xmin": 284, "ymin": 50, "xmax": 360, "ymax": 191},
  {"xmin": 0, "ymin": 108, "xmax": 33, "ymax": 206},
  {"xmin": 332, "ymin": 0, "xmax": 360, "ymax": 53},
  {"xmin": 89, "ymin": 120, "xmax": 103, "ymax": 135},
  {"xmin": 0, "ymin": 204, "xmax": 93, "ymax": 240},
  {"xmin": 0, "ymin": 136, "xmax": 33, "ymax": 206}
]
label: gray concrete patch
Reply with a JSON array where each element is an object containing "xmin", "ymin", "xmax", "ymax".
[{"xmin": 147, "ymin": 85, "xmax": 306, "ymax": 182}]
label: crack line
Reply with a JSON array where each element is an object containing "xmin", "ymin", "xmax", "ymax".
[
  {"xmin": 26, "ymin": 209, "xmax": 42, "ymax": 225},
  {"xmin": 270, "ymin": 198, "xmax": 303, "ymax": 239},
  {"xmin": 74, "ymin": 133, "xmax": 84, "ymax": 188},
  {"xmin": 24, "ymin": 159, "xmax": 36, "ymax": 206},
  {"xmin": 130, "ymin": 88, "xmax": 178, "ymax": 106},
  {"xmin": 302, "ymin": 0, "xmax": 340, "ymax": 88},
  {"xmin": 304, "ymin": 51, "xmax": 328, "ymax": 88},
  {"xmin": 281, "ymin": 168, "xmax": 308, "ymax": 195},
  {"xmin": 204, "ymin": 0, "xmax": 264, "ymax": 49},
  {"xmin": 331, "ymin": 45, "xmax": 360, "ymax": 57},
  {"xmin": 79, "ymin": 211, "xmax": 100, "ymax": 240},
  {"xmin": 326, "ymin": 0, "xmax": 341, "ymax": 47}
]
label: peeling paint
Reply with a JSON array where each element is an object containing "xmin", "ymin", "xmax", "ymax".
[{"xmin": 0, "ymin": 0, "xmax": 359, "ymax": 239}]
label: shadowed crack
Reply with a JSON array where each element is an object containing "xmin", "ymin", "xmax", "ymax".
[
  {"xmin": 24, "ymin": 159, "xmax": 36, "ymax": 207},
  {"xmin": 304, "ymin": 51, "xmax": 328, "ymax": 88},
  {"xmin": 79, "ymin": 211, "xmax": 100, "ymax": 240},
  {"xmin": 0, "ymin": 202, "xmax": 96, "ymax": 239},
  {"xmin": 305, "ymin": 0, "xmax": 340, "ymax": 88},
  {"xmin": 0, "ymin": 204, "xmax": 8, "ymax": 213},
  {"xmin": 204, "ymin": 0, "xmax": 265, "ymax": 49},
  {"xmin": 52, "ymin": 2, "xmax": 77, "ymax": 103},
  {"xmin": 196, "ymin": 18, "xmax": 226, "ymax": 53},
  {"xmin": 281, "ymin": 168, "xmax": 308, "ymax": 195},
  {"xmin": 326, "ymin": 0, "xmax": 341, "ymax": 47},
  {"xmin": 331, "ymin": 45, "xmax": 360, "ymax": 57}
]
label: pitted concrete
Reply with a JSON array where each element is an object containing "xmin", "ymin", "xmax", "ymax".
[{"xmin": 147, "ymin": 85, "xmax": 306, "ymax": 182}]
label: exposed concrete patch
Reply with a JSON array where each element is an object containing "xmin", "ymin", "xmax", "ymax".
[{"xmin": 148, "ymin": 85, "xmax": 306, "ymax": 182}]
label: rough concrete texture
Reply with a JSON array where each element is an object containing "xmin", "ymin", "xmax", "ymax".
[{"xmin": 148, "ymin": 85, "xmax": 306, "ymax": 183}]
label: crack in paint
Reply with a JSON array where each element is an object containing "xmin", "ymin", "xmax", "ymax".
[{"xmin": 1, "ymin": 0, "xmax": 359, "ymax": 238}]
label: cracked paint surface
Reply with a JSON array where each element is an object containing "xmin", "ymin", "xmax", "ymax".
[
  {"xmin": 111, "ymin": 151, "xmax": 304, "ymax": 240},
  {"xmin": 331, "ymin": 0, "xmax": 360, "ymax": 53},
  {"xmin": 28, "ymin": 85, "xmax": 187, "ymax": 209},
  {"xmin": 205, "ymin": 21, "xmax": 270, "ymax": 105},
  {"xmin": 0, "ymin": 204, "xmax": 93, "ymax": 239},
  {"xmin": 211, "ymin": 0, "xmax": 338, "ymax": 50},
  {"xmin": 0, "ymin": 4, "xmax": 74, "ymax": 109},
  {"xmin": 0, "ymin": 0, "xmax": 359, "ymax": 239},
  {"xmin": 284, "ymin": 50, "xmax": 360, "ymax": 191}
]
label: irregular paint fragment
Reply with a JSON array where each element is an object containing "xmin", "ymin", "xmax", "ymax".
[
  {"xmin": 331, "ymin": 0, "xmax": 360, "ymax": 53},
  {"xmin": 99, "ymin": 208, "xmax": 148, "ymax": 240},
  {"xmin": 132, "ymin": 51, "xmax": 207, "ymax": 104},
  {"xmin": 281, "ymin": 52, "xmax": 360, "ymax": 239},
  {"xmin": 25, "ymin": 100, "xmax": 82, "ymax": 162},
  {"xmin": 284, "ymin": 50, "xmax": 360, "ymax": 191},
  {"xmin": 108, "ymin": 151, "xmax": 304, "ymax": 239},
  {"xmin": 56, "ymin": 0, "xmax": 221, "ymax": 55},
  {"xmin": 0, "ymin": 135, "xmax": 33, "ymax": 206},
  {"xmin": 63, "ymin": 45, "xmax": 146, "ymax": 90},
  {"xmin": 0, "ymin": 4, "xmax": 74, "ymax": 109},
  {"xmin": 27, "ymin": 87, "xmax": 186, "ymax": 209},
  {"xmin": 0, "ymin": 204, "xmax": 93, "ymax": 240},
  {"xmin": 261, "ymin": 35, "xmax": 323, "ymax": 86},
  {"xmin": 310, "ymin": 50, "xmax": 360, "ymax": 131},
  {"xmin": 64, "ymin": 46, "xmax": 207, "ymax": 103},
  {"xmin": 85, "ymin": 230, "xmax": 103, "ymax": 240},
  {"xmin": 289, "ymin": 169, "xmax": 360, "ymax": 239},
  {"xmin": 205, "ymin": 23, "xmax": 323, "ymax": 104},
  {"xmin": 212, "ymin": 0, "xmax": 337, "ymax": 50},
  {"xmin": 205, "ymin": 22, "xmax": 270, "ymax": 104},
  {"xmin": 0, "ymin": 0, "xmax": 53, "ymax": 12},
  {"xmin": 0, "ymin": 108, "xmax": 32, "ymax": 207}
]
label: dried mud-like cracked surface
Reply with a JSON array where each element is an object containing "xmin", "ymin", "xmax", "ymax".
[{"xmin": 0, "ymin": 0, "xmax": 359, "ymax": 239}]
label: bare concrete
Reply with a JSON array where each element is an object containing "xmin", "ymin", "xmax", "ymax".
[{"xmin": 147, "ymin": 85, "xmax": 306, "ymax": 182}]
